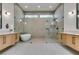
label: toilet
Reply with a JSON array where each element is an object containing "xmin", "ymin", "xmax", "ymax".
[{"xmin": 20, "ymin": 34, "xmax": 31, "ymax": 42}]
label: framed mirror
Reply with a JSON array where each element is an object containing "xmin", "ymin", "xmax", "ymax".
[
  {"xmin": 0, "ymin": 3, "xmax": 2, "ymax": 29},
  {"xmin": 76, "ymin": 3, "xmax": 79, "ymax": 29}
]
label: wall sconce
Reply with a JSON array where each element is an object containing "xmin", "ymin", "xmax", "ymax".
[
  {"xmin": 5, "ymin": 23, "xmax": 9, "ymax": 29},
  {"xmin": 77, "ymin": 15, "xmax": 79, "ymax": 18},
  {"xmin": 68, "ymin": 11, "xmax": 75, "ymax": 16},
  {"xmin": 5, "ymin": 11, "xmax": 10, "ymax": 16}
]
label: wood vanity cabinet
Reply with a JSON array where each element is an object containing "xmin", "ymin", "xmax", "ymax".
[
  {"xmin": 61, "ymin": 34, "xmax": 67, "ymax": 44},
  {"xmin": 11, "ymin": 34, "xmax": 17, "ymax": 44},
  {"xmin": 58, "ymin": 33, "xmax": 67, "ymax": 44},
  {"xmin": 5, "ymin": 35, "xmax": 13, "ymax": 47},
  {"xmin": 11, "ymin": 33, "xmax": 19, "ymax": 44},
  {"xmin": 0, "ymin": 36, "xmax": 4, "ymax": 50},
  {"xmin": 58, "ymin": 33, "xmax": 79, "ymax": 52},
  {"xmin": 58, "ymin": 33, "xmax": 62, "ymax": 42},
  {"xmin": 73, "ymin": 36, "xmax": 79, "ymax": 51},
  {"xmin": 0, "ymin": 33, "xmax": 19, "ymax": 51},
  {"xmin": 66, "ymin": 35, "xmax": 75, "ymax": 48}
]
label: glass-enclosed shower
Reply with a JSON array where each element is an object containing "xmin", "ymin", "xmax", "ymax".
[
  {"xmin": 14, "ymin": 4, "xmax": 64, "ymax": 40},
  {"xmin": 24, "ymin": 12, "xmax": 57, "ymax": 38}
]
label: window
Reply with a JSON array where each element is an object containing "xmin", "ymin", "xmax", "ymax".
[
  {"xmin": 25, "ymin": 14, "xmax": 53, "ymax": 18},
  {"xmin": 40, "ymin": 15, "xmax": 53, "ymax": 18},
  {"xmin": 25, "ymin": 15, "xmax": 38, "ymax": 18}
]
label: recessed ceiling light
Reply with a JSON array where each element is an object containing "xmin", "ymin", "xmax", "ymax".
[
  {"xmin": 25, "ymin": 6, "xmax": 28, "ymax": 8},
  {"xmin": 37, "ymin": 6, "xmax": 40, "ymax": 8}
]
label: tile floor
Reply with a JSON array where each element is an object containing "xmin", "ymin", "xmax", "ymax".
[{"xmin": 0, "ymin": 38, "xmax": 79, "ymax": 55}]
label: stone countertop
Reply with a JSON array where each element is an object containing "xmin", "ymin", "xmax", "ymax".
[
  {"xmin": 0, "ymin": 32, "xmax": 18, "ymax": 35},
  {"xmin": 59, "ymin": 32, "xmax": 79, "ymax": 35}
]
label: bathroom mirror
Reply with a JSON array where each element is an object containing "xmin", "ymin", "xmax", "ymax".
[
  {"xmin": 0, "ymin": 3, "xmax": 2, "ymax": 29},
  {"xmin": 76, "ymin": 3, "xmax": 79, "ymax": 29}
]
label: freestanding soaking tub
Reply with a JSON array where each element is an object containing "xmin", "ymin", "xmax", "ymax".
[{"xmin": 20, "ymin": 34, "xmax": 31, "ymax": 42}]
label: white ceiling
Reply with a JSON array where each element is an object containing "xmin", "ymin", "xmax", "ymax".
[{"xmin": 18, "ymin": 3, "xmax": 59, "ymax": 11}]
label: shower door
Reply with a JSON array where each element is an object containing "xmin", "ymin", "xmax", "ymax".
[{"xmin": 24, "ymin": 19, "xmax": 48, "ymax": 38}]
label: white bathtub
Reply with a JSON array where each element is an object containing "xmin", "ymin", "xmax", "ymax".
[{"xmin": 20, "ymin": 34, "xmax": 31, "ymax": 42}]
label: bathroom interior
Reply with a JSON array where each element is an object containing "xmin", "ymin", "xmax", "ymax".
[
  {"xmin": 14, "ymin": 3, "xmax": 64, "ymax": 43},
  {"xmin": 0, "ymin": 3, "xmax": 79, "ymax": 55}
]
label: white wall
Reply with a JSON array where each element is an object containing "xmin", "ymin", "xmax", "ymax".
[
  {"xmin": 64, "ymin": 3, "xmax": 79, "ymax": 33},
  {"xmin": 1, "ymin": 3, "xmax": 14, "ymax": 32}
]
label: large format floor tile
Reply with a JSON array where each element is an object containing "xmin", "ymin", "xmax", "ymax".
[{"xmin": 1, "ymin": 38, "xmax": 79, "ymax": 55}]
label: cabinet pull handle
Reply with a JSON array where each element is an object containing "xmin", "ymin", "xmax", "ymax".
[
  {"xmin": 72, "ymin": 37, "xmax": 75, "ymax": 45},
  {"xmin": 3, "ymin": 36, "xmax": 6, "ymax": 44},
  {"xmin": 61, "ymin": 34, "xmax": 62, "ymax": 40},
  {"xmin": 16, "ymin": 34, "xmax": 17, "ymax": 39}
]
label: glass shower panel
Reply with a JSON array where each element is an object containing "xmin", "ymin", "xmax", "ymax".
[{"xmin": 14, "ymin": 4, "xmax": 24, "ymax": 33}]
